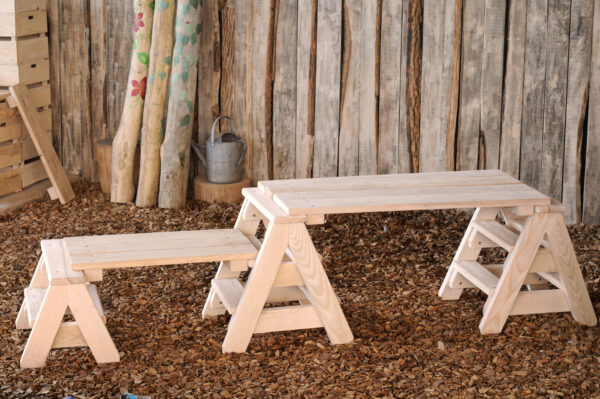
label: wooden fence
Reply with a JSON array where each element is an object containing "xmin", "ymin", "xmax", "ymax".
[{"xmin": 47, "ymin": 0, "xmax": 599, "ymax": 224}]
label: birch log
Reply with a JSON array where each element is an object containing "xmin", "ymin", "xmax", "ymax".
[
  {"xmin": 136, "ymin": 0, "xmax": 176, "ymax": 207},
  {"xmin": 158, "ymin": 0, "xmax": 202, "ymax": 209},
  {"xmin": 110, "ymin": 0, "xmax": 154, "ymax": 203}
]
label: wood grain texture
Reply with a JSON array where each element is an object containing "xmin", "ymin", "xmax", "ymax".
[
  {"xmin": 136, "ymin": 0, "xmax": 176, "ymax": 207},
  {"xmin": 158, "ymin": 0, "xmax": 202, "ymax": 209},
  {"xmin": 46, "ymin": 0, "xmax": 61, "ymax": 159},
  {"xmin": 456, "ymin": 0, "xmax": 483, "ymax": 171},
  {"xmin": 197, "ymin": 0, "xmax": 220, "ymax": 143},
  {"xmin": 520, "ymin": 0, "xmax": 547, "ymax": 190},
  {"xmin": 90, "ymin": 0, "xmax": 107, "ymax": 151},
  {"xmin": 272, "ymin": 0, "xmax": 297, "ymax": 179},
  {"xmin": 220, "ymin": 0, "xmax": 235, "ymax": 123},
  {"xmin": 338, "ymin": 0, "xmax": 360, "ymax": 176},
  {"xmin": 563, "ymin": 0, "xmax": 594, "ymax": 223},
  {"xmin": 499, "ymin": 0, "xmax": 527, "ymax": 177},
  {"xmin": 583, "ymin": 0, "xmax": 600, "ymax": 224},
  {"xmin": 106, "ymin": 0, "xmax": 134, "ymax": 139},
  {"xmin": 358, "ymin": 0, "xmax": 377, "ymax": 175},
  {"xmin": 541, "ymin": 0, "xmax": 570, "ymax": 202},
  {"xmin": 294, "ymin": 0, "xmax": 316, "ymax": 178},
  {"xmin": 479, "ymin": 0, "xmax": 505, "ymax": 170},
  {"xmin": 233, "ymin": 0, "xmax": 251, "ymax": 179},
  {"xmin": 406, "ymin": 0, "xmax": 422, "ymax": 172},
  {"xmin": 313, "ymin": 0, "xmax": 342, "ymax": 177}
]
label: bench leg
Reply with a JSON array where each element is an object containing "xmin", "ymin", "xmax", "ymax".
[
  {"xmin": 479, "ymin": 213, "xmax": 548, "ymax": 334},
  {"xmin": 16, "ymin": 257, "xmax": 48, "ymax": 329},
  {"xmin": 287, "ymin": 223, "xmax": 353, "ymax": 345}
]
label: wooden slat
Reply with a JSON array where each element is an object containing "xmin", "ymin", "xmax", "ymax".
[
  {"xmin": 242, "ymin": 187, "xmax": 306, "ymax": 224},
  {"xmin": 90, "ymin": 0, "xmax": 108, "ymax": 149},
  {"xmin": 0, "ymin": 36, "xmax": 48, "ymax": 64},
  {"xmin": 509, "ymin": 290, "xmax": 570, "ymax": 316},
  {"xmin": 272, "ymin": 0, "xmax": 297, "ymax": 180},
  {"xmin": 453, "ymin": 260, "xmax": 499, "ymax": 295},
  {"xmin": 0, "ymin": 141, "xmax": 20, "ymax": 169},
  {"xmin": 47, "ymin": 0, "xmax": 61, "ymax": 154},
  {"xmin": 63, "ymin": 229, "xmax": 259, "ymax": 270},
  {"xmin": 520, "ymin": 0, "xmax": 547, "ymax": 190},
  {"xmin": 24, "ymin": 287, "xmax": 45, "ymax": 328},
  {"xmin": 0, "ymin": 167, "xmax": 21, "ymax": 196},
  {"xmin": 471, "ymin": 221, "xmax": 519, "ymax": 252},
  {"xmin": 583, "ymin": 1, "xmax": 600, "ymax": 224},
  {"xmin": 22, "ymin": 159, "xmax": 46, "ymax": 187},
  {"xmin": 197, "ymin": 0, "xmax": 220, "ymax": 144},
  {"xmin": 233, "ymin": 0, "xmax": 251, "ymax": 179},
  {"xmin": 10, "ymin": 83, "xmax": 75, "ymax": 203},
  {"xmin": 274, "ymin": 183, "xmax": 550, "ymax": 216},
  {"xmin": 42, "ymin": 239, "xmax": 85, "ymax": 285},
  {"xmin": 456, "ymin": 0, "xmax": 483, "ymax": 171},
  {"xmin": 260, "ymin": 169, "xmax": 520, "ymax": 196},
  {"xmin": 313, "ymin": 0, "xmax": 342, "ymax": 177},
  {"xmin": 338, "ymin": 0, "xmax": 360, "ymax": 176},
  {"xmin": 0, "ymin": 0, "xmax": 46, "ymax": 12},
  {"xmin": 0, "ymin": 115, "xmax": 21, "ymax": 142},
  {"xmin": 254, "ymin": 305, "xmax": 323, "ymax": 334},
  {"xmin": 0, "ymin": 10, "xmax": 47, "ymax": 37},
  {"xmin": 211, "ymin": 278, "xmax": 244, "ymax": 314}
]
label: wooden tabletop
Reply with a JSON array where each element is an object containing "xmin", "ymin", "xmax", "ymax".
[{"xmin": 258, "ymin": 170, "xmax": 551, "ymax": 216}]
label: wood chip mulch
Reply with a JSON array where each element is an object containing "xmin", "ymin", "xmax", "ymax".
[{"xmin": 1, "ymin": 182, "xmax": 599, "ymax": 398}]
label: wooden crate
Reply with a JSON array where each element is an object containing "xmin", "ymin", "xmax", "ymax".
[
  {"xmin": 0, "ymin": 9, "xmax": 47, "ymax": 36},
  {"xmin": 0, "ymin": 35, "xmax": 48, "ymax": 64},
  {"xmin": 0, "ymin": 58, "xmax": 50, "ymax": 86},
  {"xmin": 0, "ymin": 0, "xmax": 45, "ymax": 13}
]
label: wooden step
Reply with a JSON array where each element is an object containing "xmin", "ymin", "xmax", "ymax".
[
  {"xmin": 471, "ymin": 220, "xmax": 519, "ymax": 252},
  {"xmin": 211, "ymin": 278, "xmax": 244, "ymax": 314},
  {"xmin": 25, "ymin": 284, "xmax": 105, "ymax": 328},
  {"xmin": 452, "ymin": 261, "xmax": 499, "ymax": 296}
]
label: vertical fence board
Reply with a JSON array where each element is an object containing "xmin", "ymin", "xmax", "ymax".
[
  {"xmin": 233, "ymin": 0, "xmax": 251, "ymax": 179},
  {"xmin": 197, "ymin": 0, "xmax": 220, "ymax": 143},
  {"xmin": 106, "ymin": 0, "xmax": 133, "ymax": 139},
  {"xmin": 221, "ymin": 0, "xmax": 235, "ymax": 121},
  {"xmin": 338, "ymin": 0, "xmax": 360, "ymax": 176},
  {"xmin": 273, "ymin": 0, "xmax": 298, "ymax": 179},
  {"xmin": 313, "ymin": 0, "xmax": 342, "ymax": 177},
  {"xmin": 295, "ymin": 0, "xmax": 316, "ymax": 178},
  {"xmin": 378, "ymin": 0, "xmax": 403, "ymax": 174},
  {"xmin": 563, "ymin": 0, "xmax": 594, "ymax": 223},
  {"xmin": 47, "ymin": 0, "xmax": 62, "ymax": 157},
  {"xmin": 583, "ymin": 0, "xmax": 600, "ymax": 224},
  {"xmin": 520, "ymin": 0, "xmax": 547, "ymax": 190},
  {"xmin": 90, "ymin": 0, "xmax": 107, "ymax": 181},
  {"xmin": 359, "ymin": 0, "xmax": 378, "ymax": 175},
  {"xmin": 500, "ymin": 0, "xmax": 527, "ymax": 178},
  {"xmin": 456, "ymin": 0, "xmax": 483, "ymax": 171},
  {"xmin": 479, "ymin": 0, "xmax": 505, "ymax": 169},
  {"xmin": 406, "ymin": 0, "xmax": 422, "ymax": 172},
  {"xmin": 397, "ymin": 0, "xmax": 410, "ymax": 173}
]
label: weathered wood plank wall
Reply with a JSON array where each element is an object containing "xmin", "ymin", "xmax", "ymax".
[{"xmin": 45, "ymin": 0, "xmax": 600, "ymax": 224}]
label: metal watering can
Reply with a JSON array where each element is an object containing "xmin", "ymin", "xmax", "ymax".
[{"xmin": 192, "ymin": 116, "xmax": 247, "ymax": 184}]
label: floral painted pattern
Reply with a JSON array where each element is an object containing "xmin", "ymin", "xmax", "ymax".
[
  {"xmin": 131, "ymin": 77, "xmax": 147, "ymax": 99},
  {"xmin": 134, "ymin": 12, "xmax": 145, "ymax": 32}
]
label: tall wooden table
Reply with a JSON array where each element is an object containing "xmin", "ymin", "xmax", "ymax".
[{"xmin": 203, "ymin": 170, "xmax": 597, "ymax": 353}]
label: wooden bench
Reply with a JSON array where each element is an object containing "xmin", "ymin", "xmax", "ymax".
[{"xmin": 16, "ymin": 229, "xmax": 259, "ymax": 368}]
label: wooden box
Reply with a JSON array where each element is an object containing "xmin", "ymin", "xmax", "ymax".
[
  {"xmin": 0, "ymin": 0, "xmax": 45, "ymax": 13},
  {"xmin": 0, "ymin": 35, "xmax": 49, "ymax": 64},
  {"xmin": 0, "ymin": 9, "xmax": 47, "ymax": 36}
]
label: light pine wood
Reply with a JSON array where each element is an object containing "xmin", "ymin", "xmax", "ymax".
[
  {"xmin": 456, "ymin": 0, "xmax": 483, "ymax": 171},
  {"xmin": 272, "ymin": 0, "xmax": 297, "ymax": 180},
  {"xmin": 9, "ymin": 84, "xmax": 74, "ymax": 203},
  {"xmin": 42, "ymin": 240, "xmax": 85, "ymax": 285},
  {"xmin": 242, "ymin": 187, "xmax": 306, "ymax": 224},
  {"xmin": 499, "ymin": 0, "xmax": 526, "ymax": 177},
  {"xmin": 545, "ymin": 213, "xmax": 597, "ymax": 326},
  {"xmin": 338, "ymin": 0, "xmax": 360, "ymax": 176},
  {"xmin": 420, "ymin": 0, "xmax": 461, "ymax": 172},
  {"xmin": 452, "ymin": 260, "xmax": 498, "ymax": 295},
  {"xmin": 136, "ymin": 0, "xmax": 176, "ymax": 207},
  {"xmin": 471, "ymin": 220, "xmax": 519, "ymax": 252},
  {"xmin": 541, "ymin": 0, "xmax": 570, "ymax": 202},
  {"xmin": 158, "ymin": 0, "xmax": 202, "ymax": 209},
  {"xmin": 211, "ymin": 278, "xmax": 244, "ymax": 314},
  {"xmin": 110, "ymin": 0, "xmax": 154, "ymax": 203},
  {"xmin": 313, "ymin": 0, "xmax": 342, "ymax": 177},
  {"xmin": 51, "ymin": 322, "xmax": 87, "ymax": 348},
  {"xmin": 358, "ymin": 0, "xmax": 377, "ymax": 175},
  {"xmin": 479, "ymin": 0, "xmax": 505, "ymax": 169},
  {"xmin": 254, "ymin": 305, "xmax": 323, "ymax": 334},
  {"xmin": 583, "ymin": 1, "xmax": 600, "ymax": 224},
  {"xmin": 509, "ymin": 290, "xmax": 571, "ymax": 316},
  {"xmin": 479, "ymin": 213, "xmax": 548, "ymax": 334},
  {"xmin": 520, "ymin": 0, "xmax": 547, "ymax": 190},
  {"xmin": 294, "ymin": 0, "xmax": 316, "ymax": 178}
]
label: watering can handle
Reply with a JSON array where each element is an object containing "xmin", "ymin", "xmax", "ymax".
[
  {"xmin": 236, "ymin": 137, "xmax": 248, "ymax": 167},
  {"xmin": 210, "ymin": 115, "xmax": 236, "ymax": 146}
]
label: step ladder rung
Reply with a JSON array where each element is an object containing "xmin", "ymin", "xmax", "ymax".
[
  {"xmin": 452, "ymin": 261, "xmax": 499, "ymax": 296},
  {"xmin": 471, "ymin": 221, "xmax": 519, "ymax": 252},
  {"xmin": 25, "ymin": 284, "xmax": 105, "ymax": 328},
  {"xmin": 211, "ymin": 278, "xmax": 244, "ymax": 314},
  {"xmin": 483, "ymin": 264, "xmax": 548, "ymax": 286}
]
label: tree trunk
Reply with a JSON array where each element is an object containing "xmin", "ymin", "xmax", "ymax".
[
  {"xmin": 158, "ymin": 0, "xmax": 202, "ymax": 209},
  {"xmin": 110, "ymin": 0, "xmax": 153, "ymax": 203},
  {"xmin": 135, "ymin": 0, "xmax": 176, "ymax": 207}
]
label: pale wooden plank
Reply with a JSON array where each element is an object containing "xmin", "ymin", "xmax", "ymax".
[
  {"xmin": 358, "ymin": 0, "xmax": 377, "ymax": 175},
  {"xmin": 563, "ymin": 0, "xmax": 594, "ymax": 223},
  {"xmin": 41, "ymin": 240, "xmax": 85, "ymax": 285},
  {"xmin": 499, "ymin": 0, "xmax": 527, "ymax": 177},
  {"xmin": 456, "ymin": 0, "xmax": 483, "ymax": 171},
  {"xmin": 583, "ymin": 0, "xmax": 600, "ymax": 224},
  {"xmin": 313, "ymin": 0, "xmax": 342, "ymax": 177},
  {"xmin": 51, "ymin": 321, "xmax": 87, "ymax": 348},
  {"xmin": 541, "ymin": 0, "xmax": 570, "ymax": 202},
  {"xmin": 520, "ymin": 0, "xmax": 547, "ymax": 190},
  {"xmin": 211, "ymin": 278, "xmax": 244, "ymax": 314},
  {"xmin": 272, "ymin": 0, "xmax": 297, "ymax": 179},
  {"xmin": 242, "ymin": 187, "xmax": 306, "ymax": 224},
  {"xmin": 10, "ymin": 84, "xmax": 75, "ymax": 203},
  {"xmin": 338, "ymin": 0, "xmax": 360, "ymax": 176},
  {"xmin": 452, "ymin": 260, "xmax": 499, "ymax": 295},
  {"xmin": 22, "ymin": 159, "xmax": 47, "ymax": 187},
  {"xmin": 509, "ymin": 290, "xmax": 571, "ymax": 316},
  {"xmin": 294, "ymin": 0, "xmax": 316, "ymax": 178},
  {"xmin": 472, "ymin": 220, "xmax": 519, "ymax": 252},
  {"xmin": 479, "ymin": 0, "xmax": 505, "ymax": 169},
  {"xmin": 254, "ymin": 305, "xmax": 323, "ymax": 334}
]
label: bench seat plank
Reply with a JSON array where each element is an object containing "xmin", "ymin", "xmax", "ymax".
[{"xmin": 64, "ymin": 229, "xmax": 259, "ymax": 270}]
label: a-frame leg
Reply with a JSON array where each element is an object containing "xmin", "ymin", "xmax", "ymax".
[
  {"xmin": 203, "ymin": 199, "xmax": 261, "ymax": 318},
  {"xmin": 20, "ymin": 285, "xmax": 68, "ymax": 368},
  {"xmin": 16, "ymin": 257, "xmax": 48, "ymax": 329},
  {"xmin": 222, "ymin": 223, "xmax": 289, "ymax": 353},
  {"xmin": 479, "ymin": 213, "xmax": 548, "ymax": 334},
  {"xmin": 545, "ymin": 213, "xmax": 597, "ymax": 326},
  {"xmin": 439, "ymin": 207, "xmax": 499, "ymax": 300},
  {"xmin": 287, "ymin": 223, "xmax": 353, "ymax": 345}
]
